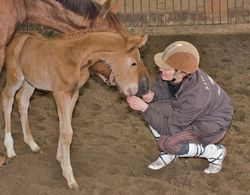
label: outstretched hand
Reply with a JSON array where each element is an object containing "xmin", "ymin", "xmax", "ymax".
[
  {"xmin": 142, "ymin": 90, "xmax": 155, "ymax": 103},
  {"xmin": 127, "ymin": 96, "xmax": 149, "ymax": 112}
]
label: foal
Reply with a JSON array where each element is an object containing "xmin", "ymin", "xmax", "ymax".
[{"xmin": 2, "ymin": 31, "xmax": 149, "ymax": 188}]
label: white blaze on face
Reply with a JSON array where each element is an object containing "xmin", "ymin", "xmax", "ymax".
[{"xmin": 122, "ymin": 57, "xmax": 139, "ymax": 96}]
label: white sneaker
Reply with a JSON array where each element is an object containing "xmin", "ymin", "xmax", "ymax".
[
  {"xmin": 148, "ymin": 153, "xmax": 176, "ymax": 170},
  {"xmin": 204, "ymin": 145, "xmax": 227, "ymax": 174}
]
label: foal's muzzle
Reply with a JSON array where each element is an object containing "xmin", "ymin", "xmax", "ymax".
[{"xmin": 136, "ymin": 77, "xmax": 149, "ymax": 97}]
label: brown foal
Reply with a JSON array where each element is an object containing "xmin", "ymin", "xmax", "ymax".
[{"xmin": 2, "ymin": 30, "xmax": 149, "ymax": 188}]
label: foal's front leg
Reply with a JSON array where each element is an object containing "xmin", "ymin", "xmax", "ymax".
[
  {"xmin": 53, "ymin": 90, "xmax": 79, "ymax": 189},
  {"xmin": 56, "ymin": 90, "xmax": 79, "ymax": 164}
]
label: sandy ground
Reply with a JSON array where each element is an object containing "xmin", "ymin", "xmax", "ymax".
[{"xmin": 0, "ymin": 32, "xmax": 249, "ymax": 195}]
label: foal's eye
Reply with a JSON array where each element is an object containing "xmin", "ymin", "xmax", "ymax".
[{"xmin": 131, "ymin": 63, "xmax": 137, "ymax": 66}]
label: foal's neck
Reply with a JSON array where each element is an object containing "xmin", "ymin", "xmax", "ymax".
[{"xmin": 72, "ymin": 32, "xmax": 125, "ymax": 66}]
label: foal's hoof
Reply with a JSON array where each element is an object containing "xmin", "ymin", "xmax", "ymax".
[
  {"xmin": 30, "ymin": 143, "xmax": 41, "ymax": 153},
  {"xmin": 69, "ymin": 182, "xmax": 80, "ymax": 190},
  {"xmin": 0, "ymin": 152, "xmax": 7, "ymax": 167},
  {"xmin": 7, "ymin": 150, "xmax": 16, "ymax": 159}
]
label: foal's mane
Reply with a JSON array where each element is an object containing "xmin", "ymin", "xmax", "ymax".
[
  {"xmin": 62, "ymin": 29, "xmax": 91, "ymax": 39},
  {"xmin": 57, "ymin": 0, "xmax": 125, "ymax": 34},
  {"xmin": 61, "ymin": 30, "xmax": 126, "ymax": 43}
]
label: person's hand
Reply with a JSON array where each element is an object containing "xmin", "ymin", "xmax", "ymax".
[
  {"xmin": 142, "ymin": 90, "xmax": 155, "ymax": 103},
  {"xmin": 127, "ymin": 96, "xmax": 149, "ymax": 112}
]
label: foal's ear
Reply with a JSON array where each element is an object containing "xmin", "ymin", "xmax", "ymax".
[
  {"xmin": 110, "ymin": 0, "xmax": 121, "ymax": 14},
  {"xmin": 99, "ymin": 0, "xmax": 112, "ymax": 18},
  {"xmin": 127, "ymin": 34, "xmax": 148, "ymax": 50},
  {"xmin": 98, "ymin": 0, "xmax": 107, "ymax": 5},
  {"xmin": 99, "ymin": 0, "xmax": 120, "ymax": 18}
]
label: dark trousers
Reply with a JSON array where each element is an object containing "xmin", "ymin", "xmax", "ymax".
[{"xmin": 157, "ymin": 128, "xmax": 227, "ymax": 154}]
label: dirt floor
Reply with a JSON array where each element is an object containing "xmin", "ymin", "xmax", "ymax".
[{"xmin": 0, "ymin": 32, "xmax": 249, "ymax": 195}]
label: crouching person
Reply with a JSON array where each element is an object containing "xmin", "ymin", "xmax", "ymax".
[{"xmin": 127, "ymin": 41, "xmax": 233, "ymax": 174}]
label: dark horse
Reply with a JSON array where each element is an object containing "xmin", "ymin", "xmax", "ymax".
[{"xmin": 0, "ymin": 0, "xmax": 124, "ymax": 83}]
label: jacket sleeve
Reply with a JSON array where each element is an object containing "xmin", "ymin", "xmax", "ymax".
[
  {"xmin": 142, "ymin": 90, "xmax": 210, "ymax": 135},
  {"xmin": 151, "ymin": 75, "xmax": 171, "ymax": 101}
]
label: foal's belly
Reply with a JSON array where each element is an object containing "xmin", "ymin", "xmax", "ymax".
[
  {"xmin": 25, "ymin": 76, "xmax": 52, "ymax": 91},
  {"xmin": 22, "ymin": 66, "xmax": 53, "ymax": 91}
]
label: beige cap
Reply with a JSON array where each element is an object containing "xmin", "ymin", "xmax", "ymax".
[{"xmin": 154, "ymin": 41, "xmax": 200, "ymax": 73}]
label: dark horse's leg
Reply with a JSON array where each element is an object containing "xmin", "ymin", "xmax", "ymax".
[
  {"xmin": 0, "ymin": 0, "xmax": 27, "ymax": 73},
  {"xmin": 0, "ymin": 46, "xmax": 5, "ymax": 73}
]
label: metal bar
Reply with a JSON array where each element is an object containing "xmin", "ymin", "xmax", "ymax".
[
  {"xmin": 195, "ymin": 0, "xmax": 198, "ymax": 24},
  {"xmin": 132, "ymin": 0, "xmax": 134, "ymax": 27},
  {"xmin": 227, "ymin": 0, "xmax": 229, "ymax": 24},
  {"xmin": 148, "ymin": 0, "xmax": 151, "ymax": 26},
  {"xmin": 124, "ymin": 0, "xmax": 127, "ymax": 27},
  {"xmin": 156, "ymin": 0, "xmax": 159, "ymax": 26},
  {"xmin": 211, "ymin": 0, "xmax": 214, "ymax": 24},
  {"xmin": 164, "ymin": 0, "xmax": 167, "ymax": 25},
  {"xmin": 242, "ymin": 0, "xmax": 245, "ymax": 23},
  {"xmin": 204, "ymin": 0, "xmax": 206, "ymax": 24},
  {"xmin": 219, "ymin": 0, "xmax": 222, "ymax": 24},
  {"xmin": 140, "ymin": 0, "xmax": 142, "ymax": 26},
  {"xmin": 172, "ymin": 0, "xmax": 175, "ymax": 24},
  {"xmin": 180, "ymin": 0, "xmax": 183, "ymax": 25},
  {"xmin": 188, "ymin": 0, "xmax": 191, "ymax": 24},
  {"xmin": 234, "ymin": 0, "xmax": 237, "ymax": 23},
  {"xmin": 227, "ymin": 0, "xmax": 229, "ymax": 23}
]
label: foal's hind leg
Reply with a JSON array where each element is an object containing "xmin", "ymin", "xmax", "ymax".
[
  {"xmin": 2, "ymin": 78, "xmax": 24, "ymax": 158},
  {"xmin": 15, "ymin": 81, "xmax": 40, "ymax": 152}
]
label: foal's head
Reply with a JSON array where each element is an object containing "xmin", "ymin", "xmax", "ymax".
[
  {"xmin": 57, "ymin": 0, "xmax": 126, "ymax": 84},
  {"xmin": 108, "ymin": 34, "xmax": 149, "ymax": 97}
]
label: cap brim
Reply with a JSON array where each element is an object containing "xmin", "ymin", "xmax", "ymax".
[{"xmin": 154, "ymin": 52, "xmax": 174, "ymax": 70}]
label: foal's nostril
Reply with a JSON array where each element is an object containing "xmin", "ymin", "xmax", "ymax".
[
  {"xmin": 142, "ymin": 79, "xmax": 149, "ymax": 94},
  {"xmin": 136, "ymin": 77, "xmax": 149, "ymax": 97}
]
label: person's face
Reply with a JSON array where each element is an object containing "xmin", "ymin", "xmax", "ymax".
[
  {"xmin": 160, "ymin": 68, "xmax": 188, "ymax": 83},
  {"xmin": 159, "ymin": 68, "xmax": 176, "ymax": 81}
]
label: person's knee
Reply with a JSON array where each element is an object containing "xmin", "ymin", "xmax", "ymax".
[{"xmin": 157, "ymin": 136, "xmax": 180, "ymax": 154}]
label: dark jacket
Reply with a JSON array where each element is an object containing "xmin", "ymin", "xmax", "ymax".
[{"xmin": 142, "ymin": 68, "xmax": 233, "ymax": 139}]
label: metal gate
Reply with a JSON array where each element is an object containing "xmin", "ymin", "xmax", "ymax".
[{"xmin": 120, "ymin": 0, "xmax": 250, "ymax": 27}]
